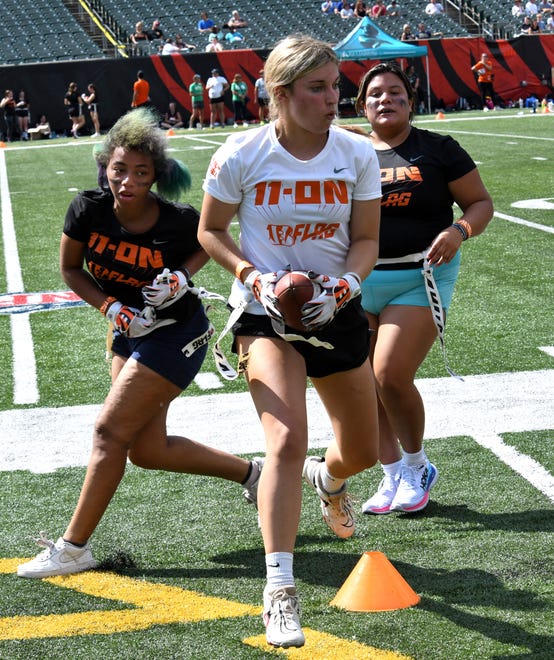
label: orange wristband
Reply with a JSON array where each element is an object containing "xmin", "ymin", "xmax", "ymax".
[
  {"xmin": 99, "ymin": 296, "xmax": 117, "ymax": 316},
  {"xmin": 234, "ymin": 260, "xmax": 254, "ymax": 283}
]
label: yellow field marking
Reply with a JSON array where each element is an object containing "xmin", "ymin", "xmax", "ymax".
[
  {"xmin": 1, "ymin": 559, "xmax": 412, "ymax": 657},
  {"xmin": 244, "ymin": 629, "xmax": 413, "ymax": 659},
  {"xmin": 0, "ymin": 563, "xmax": 258, "ymax": 640}
]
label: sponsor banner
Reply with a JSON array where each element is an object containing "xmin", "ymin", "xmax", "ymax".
[{"xmin": 0, "ymin": 290, "xmax": 85, "ymax": 314}]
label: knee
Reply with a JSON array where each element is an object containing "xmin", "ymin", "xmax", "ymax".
[
  {"xmin": 127, "ymin": 445, "xmax": 154, "ymax": 469},
  {"xmin": 266, "ymin": 426, "xmax": 307, "ymax": 466},
  {"xmin": 93, "ymin": 419, "xmax": 131, "ymax": 456},
  {"xmin": 374, "ymin": 365, "xmax": 408, "ymax": 400}
]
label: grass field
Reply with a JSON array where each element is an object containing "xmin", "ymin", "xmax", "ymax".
[{"xmin": 0, "ymin": 109, "xmax": 553, "ymax": 659}]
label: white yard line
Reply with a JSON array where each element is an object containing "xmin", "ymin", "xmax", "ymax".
[
  {"xmin": 493, "ymin": 211, "xmax": 554, "ymax": 234},
  {"xmin": 1, "ymin": 369, "xmax": 553, "ymax": 504},
  {"xmin": 0, "ymin": 148, "xmax": 39, "ymax": 404}
]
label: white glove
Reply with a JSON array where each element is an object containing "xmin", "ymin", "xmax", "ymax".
[
  {"xmin": 244, "ymin": 269, "xmax": 283, "ymax": 323},
  {"xmin": 105, "ymin": 300, "xmax": 155, "ymax": 337},
  {"xmin": 301, "ymin": 272, "xmax": 361, "ymax": 330},
  {"xmin": 142, "ymin": 268, "xmax": 189, "ymax": 309}
]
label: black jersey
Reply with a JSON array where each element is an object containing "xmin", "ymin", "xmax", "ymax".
[
  {"xmin": 63, "ymin": 189, "xmax": 202, "ymax": 322},
  {"xmin": 377, "ymin": 127, "xmax": 475, "ymax": 258}
]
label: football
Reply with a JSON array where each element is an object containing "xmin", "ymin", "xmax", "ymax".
[{"xmin": 274, "ymin": 271, "xmax": 317, "ymax": 331}]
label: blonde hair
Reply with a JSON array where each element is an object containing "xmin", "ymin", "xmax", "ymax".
[{"xmin": 264, "ymin": 34, "xmax": 338, "ymax": 120}]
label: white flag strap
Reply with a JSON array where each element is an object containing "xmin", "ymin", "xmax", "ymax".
[{"xmin": 421, "ymin": 261, "xmax": 464, "ymax": 381}]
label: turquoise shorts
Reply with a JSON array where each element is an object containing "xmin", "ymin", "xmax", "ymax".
[{"xmin": 361, "ymin": 251, "xmax": 461, "ymax": 316}]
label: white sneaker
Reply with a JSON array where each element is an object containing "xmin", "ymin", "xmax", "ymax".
[
  {"xmin": 263, "ymin": 585, "xmax": 305, "ymax": 648},
  {"xmin": 390, "ymin": 461, "xmax": 438, "ymax": 513},
  {"xmin": 303, "ymin": 456, "xmax": 355, "ymax": 538},
  {"xmin": 242, "ymin": 456, "xmax": 264, "ymax": 508},
  {"xmin": 91, "ymin": 133, "xmax": 101, "ymax": 138},
  {"xmin": 17, "ymin": 532, "xmax": 98, "ymax": 578},
  {"xmin": 362, "ymin": 473, "xmax": 399, "ymax": 514},
  {"xmin": 233, "ymin": 122, "xmax": 239, "ymax": 128}
]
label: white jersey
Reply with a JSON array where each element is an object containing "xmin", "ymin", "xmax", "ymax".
[
  {"xmin": 206, "ymin": 75, "xmax": 228, "ymax": 98},
  {"xmin": 203, "ymin": 122, "xmax": 381, "ymax": 313}
]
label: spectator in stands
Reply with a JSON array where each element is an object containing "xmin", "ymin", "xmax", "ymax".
[
  {"xmin": 372, "ymin": 0, "xmax": 388, "ymax": 17},
  {"xmin": 528, "ymin": 15, "xmax": 542, "ymax": 30},
  {"xmin": 206, "ymin": 68, "xmax": 229, "ymax": 128},
  {"xmin": 400, "ymin": 23, "xmax": 416, "ymax": 40},
  {"xmin": 352, "ymin": 0, "xmax": 367, "ymax": 15},
  {"xmin": 131, "ymin": 70, "xmax": 150, "ymax": 109},
  {"xmin": 81, "ymin": 83, "xmax": 101, "ymax": 138},
  {"xmin": 416, "ymin": 22, "xmax": 432, "ymax": 37},
  {"xmin": 546, "ymin": 12, "xmax": 554, "ymax": 30},
  {"xmin": 386, "ymin": 0, "xmax": 402, "ymax": 16},
  {"xmin": 518, "ymin": 14, "xmax": 533, "ymax": 31},
  {"xmin": 130, "ymin": 21, "xmax": 149, "ymax": 55},
  {"xmin": 334, "ymin": 1, "xmax": 351, "ymax": 15},
  {"xmin": 147, "ymin": 20, "xmax": 164, "ymax": 41},
  {"xmin": 225, "ymin": 27, "xmax": 246, "ymax": 47},
  {"xmin": 0, "ymin": 90, "xmax": 16, "ymax": 142},
  {"xmin": 162, "ymin": 38, "xmax": 181, "ymax": 55},
  {"xmin": 28, "ymin": 114, "xmax": 51, "ymax": 140},
  {"xmin": 161, "ymin": 102, "xmax": 184, "ymax": 130},
  {"xmin": 512, "ymin": 0, "xmax": 526, "ymax": 17},
  {"xmin": 64, "ymin": 82, "xmax": 85, "ymax": 138},
  {"xmin": 231, "ymin": 73, "xmax": 249, "ymax": 127},
  {"xmin": 174, "ymin": 34, "xmax": 196, "ymax": 51},
  {"xmin": 254, "ymin": 69, "xmax": 270, "ymax": 124},
  {"xmin": 198, "ymin": 11, "xmax": 215, "ymax": 33},
  {"xmin": 341, "ymin": 2, "xmax": 356, "ymax": 17},
  {"xmin": 188, "ymin": 74, "xmax": 205, "ymax": 129},
  {"xmin": 536, "ymin": 11, "xmax": 547, "ymax": 28},
  {"xmin": 525, "ymin": 0, "xmax": 539, "ymax": 14},
  {"xmin": 471, "ymin": 53, "xmax": 494, "ymax": 109},
  {"xmin": 206, "ymin": 35, "xmax": 224, "ymax": 52},
  {"xmin": 425, "ymin": 0, "xmax": 444, "ymax": 14},
  {"xmin": 15, "ymin": 90, "xmax": 30, "ymax": 141},
  {"xmin": 227, "ymin": 9, "xmax": 248, "ymax": 27},
  {"xmin": 321, "ymin": 0, "xmax": 335, "ymax": 13}
]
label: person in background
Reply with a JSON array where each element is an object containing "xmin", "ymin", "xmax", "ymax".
[
  {"xmin": 15, "ymin": 90, "xmax": 30, "ymax": 140},
  {"xmin": 206, "ymin": 35, "xmax": 224, "ymax": 52},
  {"xmin": 188, "ymin": 74, "xmax": 205, "ymax": 129},
  {"xmin": 64, "ymin": 82, "xmax": 85, "ymax": 138},
  {"xmin": 254, "ymin": 69, "xmax": 270, "ymax": 124},
  {"xmin": 386, "ymin": 0, "xmax": 402, "ymax": 15},
  {"xmin": 471, "ymin": 53, "xmax": 494, "ymax": 110},
  {"xmin": 227, "ymin": 9, "xmax": 248, "ymax": 27},
  {"xmin": 353, "ymin": 62, "xmax": 492, "ymax": 515},
  {"xmin": 147, "ymin": 19, "xmax": 164, "ymax": 41},
  {"xmin": 400, "ymin": 23, "xmax": 415, "ymax": 40},
  {"xmin": 231, "ymin": 73, "xmax": 248, "ymax": 127},
  {"xmin": 160, "ymin": 101, "xmax": 184, "ymax": 129},
  {"xmin": 425, "ymin": 0, "xmax": 444, "ymax": 13},
  {"xmin": 131, "ymin": 70, "xmax": 150, "ymax": 109},
  {"xmin": 130, "ymin": 21, "xmax": 149, "ymax": 55},
  {"xmin": 17, "ymin": 107, "xmax": 263, "ymax": 580},
  {"xmin": 206, "ymin": 68, "xmax": 229, "ymax": 128},
  {"xmin": 353, "ymin": 0, "xmax": 368, "ymax": 16},
  {"xmin": 198, "ymin": 34, "xmax": 381, "ymax": 648},
  {"xmin": 82, "ymin": 83, "xmax": 101, "ymax": 138},
  {"xmin": 175, "ymin": 34, "xmax": 196, "ymax": 51},
  {"xmin": 0, "ymin": 89, "xmax": 17, "ymax": 142},
  {"xmin": 28, "ymin": 114, "xmax": 51, "ymax": 140},
  {"xmin": 161, "ymin": 38, "xmax": 181, "ymax": 55},
  {"xmin": 198, "ymin": 11, "xmax": 215, "ymax": 33}
]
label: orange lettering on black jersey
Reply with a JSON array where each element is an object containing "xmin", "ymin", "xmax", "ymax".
[
  {"xmin": 88, "ymin": 261, "xmax": 149, "ymax": 288},
  {"xmin": 381, "ymin": 166, "xmax": 422, "ymax": 185}
]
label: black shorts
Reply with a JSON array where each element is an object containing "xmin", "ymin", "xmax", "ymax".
[
  {"xmin": 192, "ymin": 101, "xmax": 204, "ymax": 109},
  {"xmin": 232, "ymin": 298, "xmax": 371, "ymax": 378},
  {"xmin": 209, "ymin": 95, "xmax": 224, "ymax": 104},
  {"xmin": 68, "ymin": 107, "xmax": 80, "ymax": 118},
  {"xmin": 111, "ymin": 306, "xmax": 210, "ymax": 389},
  {"xmin": 257, "ymin": 97, "xmax": 268, "ymax": 107}
]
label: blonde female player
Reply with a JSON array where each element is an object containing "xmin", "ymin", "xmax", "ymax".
[{"xmin": 198, "ymin": 34, "xmax": 382, "ymax": 648}]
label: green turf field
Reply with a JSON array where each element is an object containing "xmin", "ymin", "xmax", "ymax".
[{"xmin": 0, "ymin": 110, "xmax": 553, "ymax": 659}]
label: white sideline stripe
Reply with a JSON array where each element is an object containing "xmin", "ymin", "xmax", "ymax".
[
  {"xmin": 474, "ymin": 432, "xmax": 554, "ymax": 501},
  {"xmin": 0, "ymin": 148, "xmax": 39, "ymax": 404},
  {"xmin": 1, "ymin": 369, "xmax": 553, "ymax": 504},
  {"xmin": 540, "ymin": 346, "xmax": 554, "ymax": 358},
  {"xmin": 494, "ymin": 211, "xmax": 554, "ymax": 234}
]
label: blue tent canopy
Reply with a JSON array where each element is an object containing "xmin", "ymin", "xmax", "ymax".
[{"xmin": 333, "ymin": 16, "xmax": 428, "ymax": 60}]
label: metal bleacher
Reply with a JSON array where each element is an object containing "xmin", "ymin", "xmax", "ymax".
[{"xmin": 0, "ymin": 0, "xmax": 105, "ymax": 65}]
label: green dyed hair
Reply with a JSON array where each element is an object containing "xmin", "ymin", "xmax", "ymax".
[{"xmin": 94, "ymin": 107, "xmax": 191, "ymax": 200}]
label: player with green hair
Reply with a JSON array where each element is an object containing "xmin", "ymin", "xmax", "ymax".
[{"xmin": 18, "ymin": 108, "xmax": 263, "ymax": 580}]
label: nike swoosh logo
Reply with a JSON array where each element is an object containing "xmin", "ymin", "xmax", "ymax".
[
  {"xmin": 409, "ymin": 156, "xmax": 423, "ymax": 162},
  {"xmin": 333, "ymin": 167, "xmax": 348, "ymax": 173},
  {"xmin": 267, "ymin": 563, "xmax": 280, "ymax": 568},
  {"xmin": 152, "ymin": 239, "xmax": 168, "ymax": 245}
]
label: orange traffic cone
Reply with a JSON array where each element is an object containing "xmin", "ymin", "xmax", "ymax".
[
  {"xmin": 0, "ymin": 141, "xmax": 5, "ymax": 148},
  {"xmin": 542, "ymin": 105, "xmax": 550, "ymax": 114},
  {"xmin": 330, "ymin": 551, "xmax": 420, "ymax": 612},
  {"xmin": 167, "ymin": 128, "xmax": 175, "ymax": 136},
  {"xmin": 435, "ymin": 111, "xmax": 445, "ymax": 120}
]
